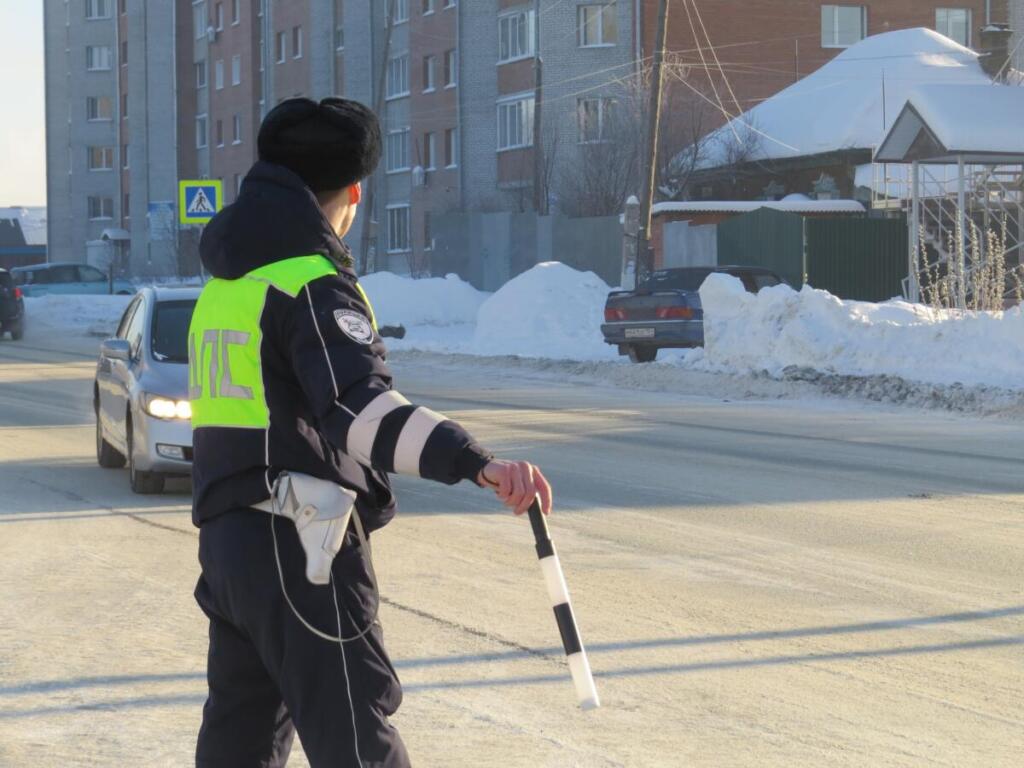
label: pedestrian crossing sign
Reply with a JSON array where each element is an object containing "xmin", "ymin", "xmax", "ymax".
[{"xmin": 179, "ymin": 179, "xmax": 223, "ymax": 225}]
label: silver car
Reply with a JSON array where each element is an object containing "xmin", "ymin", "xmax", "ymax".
[{"xmin": 94, "ymin": 286, "xmax": 199, "ymax": 493}]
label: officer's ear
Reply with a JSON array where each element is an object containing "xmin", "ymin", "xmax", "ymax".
[{"xmin": 348, "ymin": 182, "xmax": 362, "ymax": 206}]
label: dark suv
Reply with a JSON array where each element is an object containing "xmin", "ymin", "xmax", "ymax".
[{"xmin": 0, "ymin": 268, "xmax": 25, "ymax": 340}]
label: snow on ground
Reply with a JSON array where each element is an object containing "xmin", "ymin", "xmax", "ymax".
[
  {"xmin": 361, "ymin": 271, "xmax": 486, "ymax": 328},
  {"xmin": 696, "ymin": 274, "xmax": 1024, "ymax": 390},
  {"xmin": 24, "ymin": 294, "xmax": 132, "ymax": 340}
]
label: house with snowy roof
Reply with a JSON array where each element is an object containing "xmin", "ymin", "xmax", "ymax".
[{"xmin": 670, "ymin": 27, "xmax": 1018, "ymax": 204}]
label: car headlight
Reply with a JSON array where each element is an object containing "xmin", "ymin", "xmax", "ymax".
[{"xmin": 143, "ymin": 394, "xmax": 192, "ymax": 420}]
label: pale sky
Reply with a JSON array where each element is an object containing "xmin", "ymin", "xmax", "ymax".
[{"xmin": 0, "ymin": 2, "xmax": 46, "ymax": 206}]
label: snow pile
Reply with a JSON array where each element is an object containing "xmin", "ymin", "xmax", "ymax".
[
  {"xmin": 697, "ymin": 274, "xmax": 1024, "ymax": 389},
  {"xmin": 25, "ymin": 294, "xmax": 132, "ymax": 338},
  {"xmin": 696, "ymin": 28, "xmax": 994, "ymax": 168},
  {"xmin": 471, "ymin": 262, "xmax": 617, "ymax": 360},
  {"xmin": 360, "ymin": 271, "xmax": 486, "ymax": 328}
]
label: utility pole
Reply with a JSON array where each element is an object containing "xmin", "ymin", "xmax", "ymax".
[
  {"xmin": 359, "ymin": 0, "xmax": 397, "ymax": 274},
  {"xmin": 637, "ymin": 0, "xmax": 670, "ymax": 285},
  {"xmin": 532, "ymin": 0, "xmax": 545, "ymax": 215}
]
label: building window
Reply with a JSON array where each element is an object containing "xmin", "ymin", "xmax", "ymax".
[
  {"xmin": 121, "ymin": 92, "xmax": 128, "ymax": 118},
  {"xmin": 387, "ymin": 54, "xmax": 410, "ymax": 98},
  {"xmin": 578, "ymin": 4, "xmax": 618, "ymax": 47},
  {"xmin": 195, "ymin": 59, "xmax": 208, "ymax": 88},
  {"xmin": 196, "ymin": 114, "xmax": 208, "ymax": 148},
  {"xmin": 85, "ymin": 0, "xmax": 111, "ymax": 20},
  {"xmin": 386, "ymin": 205, "xmax": 411, "ymax": 252},
  {"xmin": 497, "ymin": 96, "xmax": 534, "ymax": 150},
  {"xmin": 120, "ymin": 40, "xmax": 128, "ymax": 65},
  {"xmin": 423, "ymin": 0, "xmax": 435, "ymax": 13},
  {"xmin": 821, "ymin": 5, "xmax": 867, "ymax": 48},
  {"xmin": 444, "ymin": 0, "xmax": 455, "ymax": 8},
  {"xmin": 231, "ymin": 0, "xmax": 240, "ymax": 25},
  {"xmin": 444, "ymin": 127, "xmax": 457, "ymax": 167},
  {"xmin": 423, "ymin": 131, "xmax": 436, "ymax": 170},
  {"xmin": 443, "ymin": 48, "xmax": 457, "ymax": 87},
  {"xmin": 119, "ymin": 0, "xmax": 126, "ymax": 15},
  {"xmin": 123, "ymin": 193, "xmax": 130, "ymax": 218},
  {"xmin": 423, "ymin": 55, "xmax": 436, "ymax": 91},
  {"xmin": 498, "ymin": 10, "xmax": 534, "ymax": 63},
  {"xmin": 231, "ymin": 54, "xmax": 241, "ymax": 85},
  {"xmin": 215, "ymin": 59, "xmax": 224, "ymax": 89},
  {"xmin": 85, "ymin": 46, "xmax": 112, "ymax": 71},
  {"xmin": 233, "ymin": 113, "xmax": 242, "ymax": 144},
  {"xmin": 577, "ymin": 97, "xmax": 614, "ymax": 142},
  {"xmin": 276, "ymin": 31, "xmax": 286, "ymax": 63},
  {"xmin": 936, "ymin": 8, "xmax": 971, "ymax": 47},
  {"xmin": 121, "ymin": 143, "xmax": 129, "ymax": 169},
  {"xmin": 87, "ymin": 146, "xmax": 115, "ymax": 171},
  {"xmin": 216, "ymin": 119, "xmax": 224, "ymax": 147},
  {"xmin": 194, "ymin": 2, "xmax": 206, "ymax": 40},
  {"xmin": 235, "ymin": 172, "xmax": 243, "ymax": 195},
  {"xmin": 88, "ymin": 196, "xmax": 114, "ymax": 220},
  {"xmin": 86, "ymin": 96, "xmax": 113, "ymax": 121},
  {"xmin": 215, "ymin": 1, "xmax": 224, "ymax": 30},
  {"xmin": 335, "ymin": 24, "xmax": 345, "ymax": 50},
  {"xmin": 424, "ymin": 211, "xmax": 433, "ymax": 249},
  {"xmin": 392, "ymin": 0, "xmax": 409, "ymax": 24},
  {"xmin": 386, "ymin": 128, "xmax": 411, "ymax": 172},
  {"xmin": 292, "ymin": 26, "xmax": 303, "ymax": 58}
]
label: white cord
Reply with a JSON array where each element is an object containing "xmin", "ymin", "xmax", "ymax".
[
  {"xmin": 269, "ymin": 511, "xmax": 379, "ymax": 644},
  {"xmin": 332, "ymin": 570, "xmax": 364, "ymax": 768}
]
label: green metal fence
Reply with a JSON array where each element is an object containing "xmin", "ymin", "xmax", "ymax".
[
  {"xmin": 716, "ymin": 208, "xmax": 907, "ymax": 301},
  {"xmin": 805, "ymin": 217, "xmax": 907, "ymax": 302},
  {"xmin": 716, "ymin": 208, "xmax": 805, "ymax": 287}
]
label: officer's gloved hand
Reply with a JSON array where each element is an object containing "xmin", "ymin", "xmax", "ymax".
[{"xmin": 477, "ymin": 460, "xmax": 552, "ymax": 516}]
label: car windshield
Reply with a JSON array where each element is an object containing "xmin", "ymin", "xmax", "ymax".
[
  {"xmin": 151, "ymin": 299, "xmax": 197, "ymax": 363},
  {"xmin": 643, "ymin": 269, "xmax": 714, "ymax": 292}
]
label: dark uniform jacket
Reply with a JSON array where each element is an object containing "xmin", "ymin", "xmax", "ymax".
[{"xmin": 189, "ymin": 161, "xmax": 490, "ymax": 528}]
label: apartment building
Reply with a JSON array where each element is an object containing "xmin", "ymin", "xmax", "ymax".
[
  {"xmin": 643, "ymin": 0, "xmax": 1009, "ymax": 124},
  {"xmin": 44, "ymin": 0, "xmax": 178, "ymax": 274}
]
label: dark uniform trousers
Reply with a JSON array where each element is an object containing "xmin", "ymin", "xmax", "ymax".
[{"xmin": 195, "ymin": 509, "xmax": 411, "ymax": 768}]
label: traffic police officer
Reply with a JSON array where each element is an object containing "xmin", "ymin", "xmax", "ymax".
[{"xmin": 189, "ymin": 97, "xmax": 552, "ymax": 767}]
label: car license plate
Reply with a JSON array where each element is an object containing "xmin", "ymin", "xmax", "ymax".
[{"xmin": 625, "ymin": 327, "xmax": 655, "ymax": 339}]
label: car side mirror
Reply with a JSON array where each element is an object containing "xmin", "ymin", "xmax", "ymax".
[{"xmin": 101, "ymin": 338, "xmax": 131, "ymax": 361}]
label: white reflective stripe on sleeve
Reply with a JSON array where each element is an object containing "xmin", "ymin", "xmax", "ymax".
[
  {"xmin": 540, "ymin": 555, "xmax": 570, "ymax": 606},
  {"xmin": 346, "ymin": 390, "xmax": 412, "ymax": 467},
  {"xmin": 393, "ymin": 407, "xmax": 447, "ymax": 476}
]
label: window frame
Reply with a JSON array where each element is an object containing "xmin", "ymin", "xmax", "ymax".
[
  {"xmin": 443, "ymin": 48, "xmax": 457, "ymax": 88},
  {"xmin": 85, "ymin": 45, "xmax": 113, "ymax": 72},
  {"xmin": 496, "ymin": 95, "xmax": 534, "ymax": 151},
  {"xmin": 231, "ymin": 0, "xmax": 240, "ymax": 25},
  {"xmin": 276, "ymin": 31, "xmax": 287, "ymax": 63},
  {"xmin": 86, "ymin": 96, "xmax": 113, "ymax": 122},
  {"xmin": 498, "ymin": 9, "xmax": 535, "ymax": 64},
  {"xmin": 392, "ymin": 0, "xmax": 409, "ymax": 24},
  {"xmin": 577, "ymin": 97, "xmax": 615, "ymax": 143},
  {"xmin": 386, "ymin": 53, "xmax": 410, "ymax": 99},
  {"xmin": 821, "ymin": 5, "xmax": 867, "ymax": 49},
  {"xmin": 385, "ymin": 128, "xmax": 411, "ymax": 173},
  {"xmin": 195, "ymin": 59, "xmax": 208, "ymax": 89},
  {"xmin": 423, "ymin": 131, "xmax": 436, "ymax": 170},
  {"xmin": 423, "ymin": 54, "xmax": 436, "ymax": 92},
  {"xmin": 215, "ymin": 58, "xmax": 225, "ymax": 89},
  {"xmin": 386, "ymin": 205, "xmax": 411, "ymax": 253},
  {"xmin": 88, "ymin": 195, "xmax": 115, "ymax": 221},
  {"xmin": 87, "ymin": 146, "xmax": 115, "ymax": 171},
  {"xmin": 578, "ymin": 3, "xmax": 618, "ymax": 48},
  {"xmin": 292, "ymin": 25, "xmax": 303, "ymax": 59},
  {"xmin": 936, "ymin": 7, "xmax": 971, "ymax": 47},
  {"xmin": 231, "ymin": 53, "xmax": 241, "ymax": 85},
  {"xmin": 444, "ymin": 127, "xmax": 458, "ymax": 168},
  {"xmin": 196, "ymin": 114, "xmax": 209, "ymax": 149},
  {"xmin": 85, "ymin": 0, "xmax": 112, "ymax": 21},
  {"xmin": 232, "ymin": 113, "xmax": 242, "ymax": 145}
]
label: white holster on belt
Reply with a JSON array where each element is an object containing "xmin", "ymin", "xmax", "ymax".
[{"xmin": 266, "ymin": 471, "xmax": 359, "ymax": 585}]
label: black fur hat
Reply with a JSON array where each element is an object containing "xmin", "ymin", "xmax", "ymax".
[{"xmin": 257, "ymin": 97, "xmax": 382, "ymax": 193}]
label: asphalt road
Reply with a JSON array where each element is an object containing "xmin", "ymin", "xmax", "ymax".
[{"xmin": 0, "ymin": 337, "xmax": 1021, "ymax": 767}]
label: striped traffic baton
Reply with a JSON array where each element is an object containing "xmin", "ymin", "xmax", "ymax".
[{"xmin": 527, "ymin": 497, "xmax": 600, "ymax": 710}]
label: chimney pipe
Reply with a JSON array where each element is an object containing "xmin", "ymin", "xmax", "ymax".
[{"xmin": 979, "ymin": 23, "xmax": 1013, "ymax": 82}]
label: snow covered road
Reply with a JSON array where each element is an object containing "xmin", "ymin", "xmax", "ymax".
[{"xmin": 0, "ymin": 339, "xmax": 1022, "ymax": 766}]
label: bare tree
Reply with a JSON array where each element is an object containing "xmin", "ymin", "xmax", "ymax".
[{"xmin": 554, "ymin": 66, "xmax": 717, "ymax": 218}]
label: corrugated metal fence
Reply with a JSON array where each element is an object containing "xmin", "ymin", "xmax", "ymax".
[{"xmin": 717, "ymin": 208, "xmax": 906, "ymax": 300}]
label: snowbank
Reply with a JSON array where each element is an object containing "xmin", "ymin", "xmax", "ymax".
[
  {"xmin": 471, "ymin": 262, "xmax": 617, "ymax": 360},
  {"xmin": 360, "ymin": 271, "xmax": 486, "ymax": 328},
  {"xmin": 24, "ymin": 294, "xmax": 132, "ymax": 339},
  {"xmin": 697, "ymin": 274, "xmax": 1024, "ymax": 389}
]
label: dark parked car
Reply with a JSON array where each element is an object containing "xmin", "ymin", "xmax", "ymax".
[
  {"xmin": 601, "ymin": 266, "xmax": 783, "ymax": 363},
  {"xmin": 0, "ymin": 268, "xmax": 25, "ymax": 340}
]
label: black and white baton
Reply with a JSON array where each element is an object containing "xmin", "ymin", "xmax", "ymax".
[{"xmin": 527, "ymin": 498, "xmax": 600, "ymax": 710}]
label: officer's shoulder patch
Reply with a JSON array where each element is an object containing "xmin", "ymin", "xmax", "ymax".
[{"xmin": 333, "ymin": 309, "xmax": 374, "ymax": 345}]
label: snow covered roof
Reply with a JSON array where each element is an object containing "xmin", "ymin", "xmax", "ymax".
[
  {"xmin": 874, "ymin": 84, "xmax": 1024, "ymax": 163},
  {"xmin": 689, "ymin": 28, "xmax": 998, "ymax": 171},
  {"xmin": 652, "ymin": 200, "xmax": 865, "ymax": 216}
]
